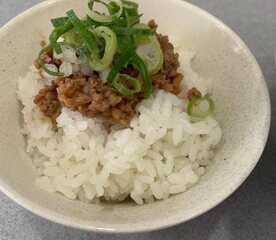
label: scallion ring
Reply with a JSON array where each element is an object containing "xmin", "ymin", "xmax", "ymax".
[
  {"xmin": 86, "ymin": 0, "xmax": 123, "ymax": 23},
  {"xmin": 88, "ymin": 26, "xmax": 117, "ymax": 71},
  {"xmin": 107, "ymin": 47, "xmax": 135, "ymax": 83},
  {"xmin": 51, "ymin": 17, "xmax": 69, "ymax": 28},
  {"xmin": 49, "ymin": 21, "xmax": 73, "ymax": 54},
  {"xmin": 122, "ymin": 0, "xmax": 138, "ymax": 9},
  {"xmin": 131, "ymin": 53, "xmax": 152, "ymax": 98},
  {"xmin": 66, "ymin": 10, "xmax": 100, "ymax": 56},
  {"xmin": 123, "ymin": 4, "xmax": 141, "ymax": 27},
  {"xmin": 112, "ymin": 74, "xmax": 142, "ymax": 97},
  {"xmin": 38, "ymin": 46, "xmax": 64, "ymax": 77},
  {"xmin": 112, "ymin": 26, "xmax": 154, "ymax": 36},
  {"xmin": 187, "ymin": 95, "xmax": 215, "ymax": 119},
  {"xmin": 135, "ymin": 23, "xmax": 163, "ymax": 74},
  {"xmin": 41, "ymin": 64, "xmax": 64, "ymax": 77}
]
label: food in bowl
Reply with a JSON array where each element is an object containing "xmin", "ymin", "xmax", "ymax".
[{"xmin": 17, "ymin": 0, "xmax": 222, "ymax": 205}]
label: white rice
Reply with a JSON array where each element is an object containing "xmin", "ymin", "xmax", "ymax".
[{"xmin": 17, "ymin": 48, "xmax": 222, "ymax": 204}]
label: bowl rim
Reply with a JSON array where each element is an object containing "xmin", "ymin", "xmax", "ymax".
[{"xmin": 0, "ymin": 0, "xmax": 271, "ymax": 234}]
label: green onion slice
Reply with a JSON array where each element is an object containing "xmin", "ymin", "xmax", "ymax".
[
  {"xmin": 41, "ymin": 64, "xmax": 63, "ymax": 77},
  {"xmin": 112, "ymin": 26, "xmax": 154, "ymax": 36},
  {"xmin": 49, "ymin": 21, "xmax": 73, "ymax": 54},
  {"xmin": 122, "ymin": 0, "xmax": 139, "ymax": 9},
  {"xmin": 38, "ymin": 46, "xmax": 64, "ymax": 77},
  {"xmin": 86, "ymin": 0, "xmax": 123, "ymax": 23},
  {"xmin": 67, "ymin": 10, "xmax": 117, "ymax": 71},
  {"xmin": 89, "ymin": 26, "xmax": 117, "ymax": 71},
  {"xmin": 131, "ymin": 53, "xmax": 152, "ymax": 98},
  {"xmin": 108, "ymin": 49, "xmax": 152, "ymax": 98},
  {"xmin": 112, "ymin": 74, "xmax": 141, "ymax": 97},
  {"xmin": 123, "ymin": 3, "xmax": 141, "ymax": 27},
  {"xmin": 187, "ymin": 95, "xmax": 215, "ymax": 119},
  {"xmin": 135, "ymin": 24, "xmax": 163, "ymax": 74},
  {"xmin": 107, "ymin": 47, "xmax": 135, "ymax": 82},
  {"xmin": 63, "ymin": 29, "xmax": 83, "ymax": 47},
  {"xmin": 66, "ymin": 10, "xmax": 99, "ymax": 56},
  {"xmin": 51, "ymin": 17, "xmax": 69, "ymax": 28}
]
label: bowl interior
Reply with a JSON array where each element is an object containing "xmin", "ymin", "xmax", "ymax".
[{"xmin": 0, "ymin": 0, "xmax": 270, "ymax": 232}]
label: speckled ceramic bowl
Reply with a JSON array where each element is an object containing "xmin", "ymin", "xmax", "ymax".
[{"xmin": 0, "ymin": 0, "xmax": 270, "ymax": 233}]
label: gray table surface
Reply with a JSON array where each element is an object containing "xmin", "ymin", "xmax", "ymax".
[{"xmin": 0, "ymin": 0, "xmax": 275, "ymax": 239}]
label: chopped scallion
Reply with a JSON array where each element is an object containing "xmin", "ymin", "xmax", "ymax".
[
  {"xmin": 112, "ymin": 74, "xmax": 142, "ymax": 97},
  {"xmin": 187, "ymin": 95, "xmax": 215, "ymax": 119},
  {"xmin": 38, "ymin": 46, "xmax": 64, "ymax": 76}
]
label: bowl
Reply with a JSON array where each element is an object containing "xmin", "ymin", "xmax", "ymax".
[{"xmin": 0, "ymin": 0, "xmax": 270, "ymax": 233}]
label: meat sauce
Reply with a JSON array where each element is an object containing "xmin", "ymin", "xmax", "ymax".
[{"xmin": 34, "ymin": 20, "xmax": 183, "ymax": 127}]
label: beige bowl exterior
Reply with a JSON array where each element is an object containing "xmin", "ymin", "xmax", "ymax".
[{"xmin": 0, "ymin": 0, "xmax": 270, "ymax": 233}]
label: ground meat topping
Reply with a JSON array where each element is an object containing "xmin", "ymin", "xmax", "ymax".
[
  {"xmin": 149, "ymin": 20, "xmax": 183, "ymax": 95},
  {"xmin": 157, "ymin": 34, "xmax": 180, "ymax": 79},
  {"xmin": 34, "ymin": 20, "xmax": 184, "ymax": 127},
  {"xmin": 151, "ymin": 37, "xmax": 183, "ymax": 95},
  {"xmin": 53, "ymin": 75, "xmax": 138, "ymax": 126},
  {"xmin": 148, "ymin": 19, "xmax": 158, "ymax": 30},
  {"xmin": 187, "ymin": 87, "xmax": 202, "ymax": 100},
  {"xmin": 34, "ymin": 83, "xmax": 61, "ymax": 120},
  {"xmin": 56, "ymin": 76, "xmax": 91, "ymax": 109}
]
